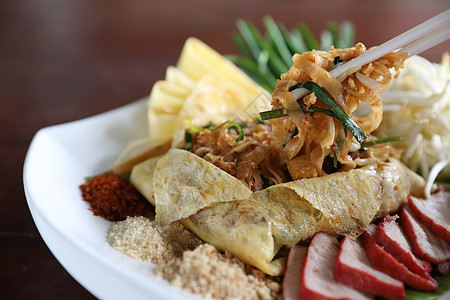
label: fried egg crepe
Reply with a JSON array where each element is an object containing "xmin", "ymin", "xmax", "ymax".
[{"xmin": 131, "ymin": 149, "xmax": 425, "ymax": 275}]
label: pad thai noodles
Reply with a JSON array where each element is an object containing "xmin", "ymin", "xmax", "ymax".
[{"xmin": 184, "ymin": 43, "xmax": 407, "ymax": 191}]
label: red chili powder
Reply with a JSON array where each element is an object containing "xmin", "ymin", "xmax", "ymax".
[{"xmin": 80, "ymin": 173, "xmax": 154, "ymax": 222}]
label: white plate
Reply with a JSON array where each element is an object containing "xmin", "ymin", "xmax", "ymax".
[
  {"xmin": 23, "ymin": 99, "xmax": 202, "ymax": 300},
  {"xmin": 22, "ymin": 99, "xmax": 450, "ymax": 300}
]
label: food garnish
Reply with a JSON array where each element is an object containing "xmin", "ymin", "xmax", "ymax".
[
  {"xmin": 360, "ymin": 136, "xmax": 403, "ymax": 148},
  {"xmin": 229, "ymin": 17, "xmax": 355, "ymax": 90},
  {"xmin": 80, "ymin": 173, "xmax": 154, "ymax": 222},
  {"xmin": 187, "ymin": 119, "xmax": 245, "ymax": 142}
]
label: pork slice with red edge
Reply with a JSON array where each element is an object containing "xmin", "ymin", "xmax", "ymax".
[
  {"xmin": 283, "ymin": 245, "xmax": 307, "ymax": 300},
  {"xmin": 408, "ymin": 189, "xmax": 450, "ymax": 243},
  {"xmin": 438, "ymin": 260, "xmax": 450, "ymax": 275},
  {"xmin": 399, "ymin": 206, "xmax": 450, "ymax": 275},
  {"xmin": 300, "ymin": 232, "xmax": 373, "ymax": 300},
  {"xmin": 361, "ymin": 226, "xmax": 438, "ymax": 292},
  {"xmin": 375, "ymin": 215, "xmax": 432, "ymax": 277},
  {"xmin": 334, "ymin": 236, "xmax": 405, "ymax": 300}
]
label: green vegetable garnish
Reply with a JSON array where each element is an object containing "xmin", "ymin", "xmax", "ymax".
[
  {"xmin": 296, "ymin": 22, "xmax": 321, "ymax": 50},
  {"xmin": 187, "ymin": 120, "xmax": 245, "ymax": 142},
  {"xmin": 330, "ymin": 150, "xmax": 340, "ymax": 169},
  {"xmin": 236, "ymin": 19, "xmax": 288, "ymax": 77},
  {"xmin": 304, "ymin": 106, "xmax": 336, "ymax": 118},
  {"xmin": 263, "ymin": 15, "xmax": 293, "ymax": 68},
  {"xmin": 259, "ymin": 108, "xmax": 287, "ymax": 120},
  {"xmin": 406, "ymin": 270, "xmax": 450, "ymax": 299},
  {"xmin": 360, "ymin": 136, "xmax": 403, "ymax": 148},
  {"xmin": 185, "ymin": 129, "xmax": 193, "ymax": 152},
  {"xmin": 229, "ymin": 18, "xmax": 355, "ymax": 91},
  {"xmin": 333, "ymin": 56, "xmax": 344, "ymax": 65},
  {"xmin": 289, "ymin": 81, "xmax": 367, "ymax": 143}
]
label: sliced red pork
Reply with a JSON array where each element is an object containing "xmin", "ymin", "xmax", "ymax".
[
  {"xmin": 334, "ymin": 236, "xmax": 405, "ymax": 300},
  {"xmin": 438, "ymin": 260, "xmax": 450, "ymax": 275},
  {"xmin": 283, "ymin": 245, "xmax": 307, "ymax": 300},
  {"xmin": 399, "ymin": 206, "xmax": 450, "ymax": 274},
  {"xmin": 408, "ymin": 189, "xmax": 450, "ymax": 243},
  {"xmin": 375, "ymin": 215, "xmax": 432, "ymax": 277},
  {"xmin": 361, "ymin": 228, "xmax": 438, "ymax": 292},
  {"xmin": 300, "ymin": 232, "xmax": 373, "ymax": 299}
]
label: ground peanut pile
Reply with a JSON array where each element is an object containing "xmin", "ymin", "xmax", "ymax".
[
  {"xmin": 155, "ymin": 244, "xmax": 281, "ymax": 300},
  {"xmin": 107, "ymin": 216, "xmax": 203, "ymax": 264}
]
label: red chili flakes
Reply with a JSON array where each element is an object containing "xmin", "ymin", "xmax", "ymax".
[{"xmin": 79, "ymin": 173, "xmax": 154, "ymax": 222}]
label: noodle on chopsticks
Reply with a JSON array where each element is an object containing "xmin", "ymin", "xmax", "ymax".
[{"xmin": 270, "ymin": 43, "xmax": 407, "ymax": 180}]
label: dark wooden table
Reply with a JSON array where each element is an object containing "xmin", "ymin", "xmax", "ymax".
[{"xmin": 1, "ymin": 0, "xmax": 448, "ymax": 298}]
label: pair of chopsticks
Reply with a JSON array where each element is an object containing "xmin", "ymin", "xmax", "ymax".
[{"xmin": 292, "ymin": 9, "xmax": 450, "ymax": 100}]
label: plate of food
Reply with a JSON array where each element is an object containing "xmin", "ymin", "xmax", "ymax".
[{"xmin": 24, "ymin": 16, "xmax": 450, "ymax": 300}]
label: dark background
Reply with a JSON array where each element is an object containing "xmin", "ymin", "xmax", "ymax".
[{"xmin": 1, "ymin": 0, "xmax": 449, "ymax": 298}]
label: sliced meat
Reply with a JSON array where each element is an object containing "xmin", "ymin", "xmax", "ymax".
[
  {"xmin": 399, "ymin": 206, "xmax": 450, "ymax": 274},
  {"xmin": 283, "ymin": 245, "xmax": 307, "ymax": 300},
  {"xmin": 334, "ymin": 236, "xmax": 405, "ymax": 300},
  {"xmin": 365, "ymin": 223, "xmax": 377, "ymax": 236},
  {"xmin": 361, "ymin": 230, "xmax": 438, "ymax": 292},
  {"xmin": 408, "ymin": 189, "xmax": 450, "ymax": 243},
  {"xmin": 375, "ymin": 215, "xmax": 432, "ymax": 277},
  {"xmin": 438, "ymin": 260, "xmax": 450, "ymax": 275},
  {"xmin": 300, "ymin": 232, "xmax": 373, "ymax": 300}
]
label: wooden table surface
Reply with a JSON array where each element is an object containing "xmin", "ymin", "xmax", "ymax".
[{"xmin": 1, "ymin": 0, "xmax": 448, "ymax": 298}]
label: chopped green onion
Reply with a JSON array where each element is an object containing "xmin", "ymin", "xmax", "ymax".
[
  {"xmin": 304, "ymin": 106, "xmax": 336, "ymax": 118},
  {"xmin": 231, "ymin": 32, "xmax": 254, "ymax": 59},
  {"xmin": 226, "ymin": 55, "xmax": 275, "ymax": 91},
  {"xmin": 259, "ymin": 108, "xmax": 287, "ymax": 120},
  {"xmin": 260, "ymin": 105, "xmax": 336, "ymax": 120},
  {"xmin": 326, "ymin": 21, "xmax": 341, "ymax": 49},
  {"xmin": 229, "ymin": 18, "xmax": 355, "ymax": 92},
  {"xmin": 360, "ymin": 136, "xmax": 403, "ymax": 148},
  {"xmin": 296, "ymin": 22, "xmax": 320, "ymax": 50},
  {"xmin": 263, "ymin": 15, "xmax": 293, "ymax": 68},
  {"xmin": 333, "ymin": 151, "xmax": 339, "ymax": 169},
  {"xmin": 185, "ymin": 129, "xmax": 193, "ymax": 152},
  {"xmin": 213, "ymin": 121, "xmax": 245, "ymax": 142},
  {"xmin": 289, "ymin": 81, "xmax": 367, "ymax": 143},
  {"xmin": 289, "ymin": 27, "xmax": 308, "ymax": 53},
  {"xmin": 236, "ymin": 19, "xmax": 262, "ymax": 62},
  {"xmin": 186, "ymin": 120, "xmax": 244, "ymax": 142},
  {"xmin": 261, "ymin": 175, "xmax": 272, "ymax": 189},
  {"xmin": 339, "ymin": 21, "xmax": 355, "ymax": 49},
  {"xmin": 186, "ymin": 120, "xmax": 206, "ymax": 133},
  {"xmin": 278, "ymin": 22, "xmax": 307, "ymax": 54},
  {"xmin": 333, "ymin": 56, "xmax": 344, "ymax": 65},
  {"xmin": 320, "ymin": 30, "xmax": 333, "ymax": 51},
  {"xmin": 254, "ymin": 117, "xmax": 265, "ymax": 124},
  {"xmin": 236, "ymin": 19, "xmax": 288, "ymax": 77}
]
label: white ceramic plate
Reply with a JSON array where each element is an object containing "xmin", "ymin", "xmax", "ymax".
[
  {"xmin": 22, "ymin": 99, "xmax": 450, "ymax": 300},
  {"xmin": 23, "ymin": 99, "xmax": 202, "ymax": 300}
]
